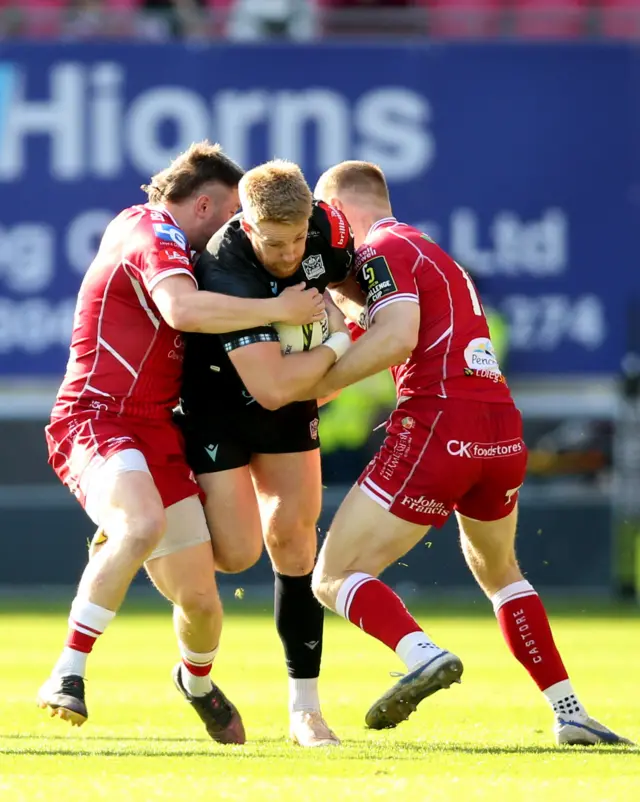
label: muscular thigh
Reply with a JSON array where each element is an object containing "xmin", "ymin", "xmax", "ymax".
[
  {"xmin": 84, "ymin": 449, "xmax": 166, "ymax": 544},
  {"xmin": 319, "ymin": 484, "xmax": 428, "ymax": 582},
  {"xmin": 251, "ymin": 449, "xmax": 322, "ymax": 574},
  {"xmin": 197, "ymin": 469, "xmax": 263, "ymax": 573},
  {"xmin": 251, "ymin": 450, "xmax": 322, "ymax": 533}
]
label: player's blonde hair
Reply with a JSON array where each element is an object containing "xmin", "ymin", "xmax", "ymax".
[
  {"xmin": 315, "ymin": 160, "xmax": 390, "ymax": 205},
  {"xmin": 142, "ymin": 141, "xmax": 244, "ymax": 204},
  {"xmin": 239, "ymin": 160, "xmax": 313, "ymax": 225}
]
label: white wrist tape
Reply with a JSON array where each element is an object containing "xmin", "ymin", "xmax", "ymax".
[{"xmin": 323, "ymin": 332, "xmax": 351, "ymax": 360}]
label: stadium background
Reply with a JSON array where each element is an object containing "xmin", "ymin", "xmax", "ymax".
[{"xmin": 0, "ymin": 0, "xmax": 639, "ymax": 601}]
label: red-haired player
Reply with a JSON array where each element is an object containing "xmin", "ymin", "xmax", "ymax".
[{"xmin": 305, "ymin": 160, "xmax": 632, "ymax": 747}]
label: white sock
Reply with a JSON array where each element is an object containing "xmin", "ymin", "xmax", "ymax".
[
  {"xmin": 544, "ymin": 679, "xmax": 588, "ymax": 722},
  {"xmin": 395, "ymin": 631, "xmax": 444, "ymax": 671},
  {"xmin": 52, "ymin": 597, "xmax": 116, "ymax": 679},
  {"xmin": 51, "ymin": 646, "xmax": 89, "ymax": 679},
  {"xmin": 289, "ymin": 677, "xmax": 321, "ymax": 713},
  {"xmin": 179, "ymin": 644, "xmax": 217, "ymax": 697}
]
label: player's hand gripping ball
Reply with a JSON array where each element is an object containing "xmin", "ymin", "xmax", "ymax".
[{"xmin": 274, "ymin": 310, "xmax": 330, "ymax": 355}]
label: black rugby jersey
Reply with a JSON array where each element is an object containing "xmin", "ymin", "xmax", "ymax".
[{"xmin": 179, "ymin": 201, "xmax": 354, "ymax": 418}]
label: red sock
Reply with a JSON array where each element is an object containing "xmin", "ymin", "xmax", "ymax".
[
  {"xmin": 336, "ymin": 572, "xmax": 422, "ymax": 651},
  {"xmin": 51, "ymin": 599, "xmax": 116, "ymax": 678},
  {"xmin": 66, "ymin": 624, "xmax": 100, "ymax": 654},
  {"xmin": 492, "ymin": 580, "xmax": 568, "ymax": 690}
]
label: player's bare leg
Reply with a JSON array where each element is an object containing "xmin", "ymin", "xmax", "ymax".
[
  {"xmin": 38, "ymin": 466, "xmax": 166, "ymax": 727},
  {"xmin": 457, "ymin": 507, "xmax": 633, "ymax": 746},
  {"xmin": 198, "ymin": 468, "xmax": 264, "ymax": 574},
  {"xmin": 252, "ymin": 450, "xmax": 339, "ymax": 747},
  {"xmin": 145, "ymin": 497, "xmax": 245, "ymax": 745},
  {"xmin": 312, "ymin": 485, "xmax": 462, "ymax": 730}
]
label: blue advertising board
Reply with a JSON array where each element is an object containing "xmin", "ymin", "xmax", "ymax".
[{"xmin": 0, "ymin": 42, "xmax": 638, "ymax": 377}]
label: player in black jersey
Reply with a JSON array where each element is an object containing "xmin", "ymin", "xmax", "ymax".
[{"xmin": 176, "ymin": 160, "xmax": 355, "ymax": 747}]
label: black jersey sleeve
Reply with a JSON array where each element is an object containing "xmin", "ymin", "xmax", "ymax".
[
  {"xmin": 313, "ymin": 201, "xmax": 355, "ymax": 286},
  {"xmin": 195, "ymin": 250, "xmax": 279, "ymax": 354}
]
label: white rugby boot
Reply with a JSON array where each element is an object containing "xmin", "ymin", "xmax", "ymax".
[
  {"xmin": 365, "ymin": 650, "xmax": 463, "ymax": 730},
  {"xmin": 290, "ymin": 710, "xmax": 341, "ymax": 747},
  {"xmin": 555, "ymin": 716, "xmax": 634, "ymax": 746}
]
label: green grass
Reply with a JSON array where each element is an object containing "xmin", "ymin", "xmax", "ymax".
[{"xmin": 0, "ymin": 597, "xmax": 638, "ymax": 801}]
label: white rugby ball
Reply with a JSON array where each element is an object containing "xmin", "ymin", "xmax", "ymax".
[{"xmin": 274, "ymin": 311, "xmax": 330, "ymax": 355}]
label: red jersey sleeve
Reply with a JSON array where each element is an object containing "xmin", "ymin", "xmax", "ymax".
[
  {"xmin": 126, "ymin": 210, "xmax": 197, "ymax": 295},
  {"xmin": 355, "ymin": 237, "xmax": 419, "ymax": 323}
]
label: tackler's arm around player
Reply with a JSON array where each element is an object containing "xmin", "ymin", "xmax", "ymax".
[
  {"xmin": 151, "ymin": 275, "xmax": 325, "ymax": 334},
  {"xmin": 298, "ymin": 300, "xmax": 420, "ymax": 400}
]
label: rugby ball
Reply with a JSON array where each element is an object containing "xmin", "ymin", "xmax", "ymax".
[{"xmin": 274, "ymin": 312, "xmax": 330, "ymax": 355}]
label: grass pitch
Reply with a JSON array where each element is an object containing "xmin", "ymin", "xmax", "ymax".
[{"xmin": 0, "ymin": 594, "xmax": 638, "ymax": 802}]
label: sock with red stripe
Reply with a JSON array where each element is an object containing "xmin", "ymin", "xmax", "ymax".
[
  {"xmin": 335, "ymin": 572, "xmax": 443, "ymax": 670},
  {"xmin": 51, "ymin": 597, "xmax": 116, "ymax": 679},
  {"xmin": 492, "ymin": 580, "xmax": 587, "ymax": 720},
  {"xmin": 179, "ymin": 643, "xmax": 218, "ymax": 698}
]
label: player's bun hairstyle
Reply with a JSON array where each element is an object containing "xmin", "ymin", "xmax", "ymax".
[
  {"xmin": 141, "ymin": 141, "xmax": 244, "ymax": 204},
  {"xmin": 315, "ymin": 160, "xmax": 390, "ymax": 204},
  {"xmin": 239, "ymin": 160, "xmax": 313, "ymax": 226}
]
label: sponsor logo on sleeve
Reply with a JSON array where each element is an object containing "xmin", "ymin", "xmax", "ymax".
[
  {"xmin": 319, "ymin": 201, "xmax": 350, "ymax": 248},
  {"xmin": 166, "ymin": 250, "xmax": 191, "ymax": 266},
  {"xmin": 359, "ymin": 255, "xmax": 398, "ymax": 306},
  {"xmin": 152, "ymin": 223, "xmax": 188, "ymax": 251},
  {"xmin": 355, "ymin": 245, "xmax": 378, "ymax": 269}
]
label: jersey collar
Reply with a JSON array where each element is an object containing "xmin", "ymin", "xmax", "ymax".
[
  {"xmin": 150, "ymin": 203, "xmax": 180, "ymax": 228},
  {"xmin": 367, "ymin": 217, "xmax": 397, "ymax": 238}
]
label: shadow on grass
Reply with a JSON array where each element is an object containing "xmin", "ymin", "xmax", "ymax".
[{"xmin": 1, "ymin": 733, "xmax": 637, "ymax": 759}]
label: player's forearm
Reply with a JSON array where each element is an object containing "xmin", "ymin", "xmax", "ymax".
[
  {"xmin": 313, "ymin": 325, "xmax": 410, "ymax": 396},
  {"xmin": 329, "ymin": 281, "xmax": 366, "ymax": 326},
  {"xmin": 275, "ymin": 347, "xmax": 338, "ymax": 407},
  {"xmin": 175, "ymin": 292, "xmax": 281, "ymax": 334},
  {"xmin": 329, "ymin": 289, "xmax": 365, "ymax": 327}
]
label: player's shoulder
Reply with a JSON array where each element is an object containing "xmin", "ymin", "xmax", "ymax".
[
  {"xmin": 308, "ymin": 201, "xmax": 354, "ymax": 284},
  {"xmin": 122, "ymin": 203, "xmax": 190, "ymax": 253},
  {"xmin": 205, "ymin": 213, "xmax": 246, "ymax": 260},
  {"xmin": 359, "ymin": 220, "xmax": 432, "ymax": 268},
  {"xmin": 197, "ymin": 219, "xmax": 269, "ymax": 298},
  {"xmin": 310, "ymin": 201, "xmax": 352, "ymax": 252}
]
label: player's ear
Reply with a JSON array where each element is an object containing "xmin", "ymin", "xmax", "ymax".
[
  {"xmin": 328, "ymin": 196, "xmax": 344, "ymax": 212},
  {"xmin": 194, "ymin": 193, "xmax": 209, "ymax": 217}
]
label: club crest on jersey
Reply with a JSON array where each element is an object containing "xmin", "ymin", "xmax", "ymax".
[
  {"xmin": 153, "ymin": 223, "xmax": 188, "ymax": 251},
  {"xmin": 270, "ymin": 281, "xmax": 278, "ymax": 295},
  {"xmin": 302, "ymin": 254, "xmax": 325, "ymax": 281}
]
